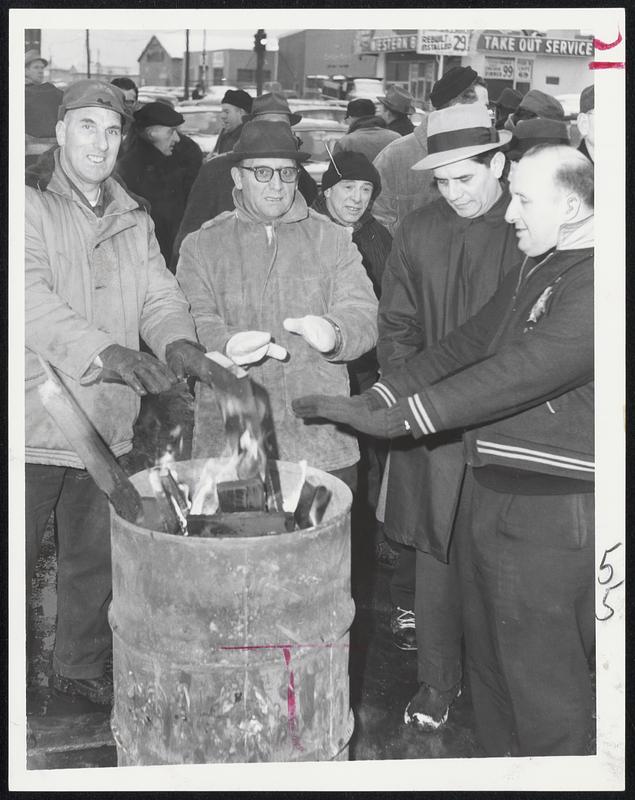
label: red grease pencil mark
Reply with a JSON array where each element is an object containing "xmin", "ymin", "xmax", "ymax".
[
  {"xmin": 589, "ymin": 61, "xmax": 625, "ymax": 70},
  {"xmin": 593, "ymin": 30, "xmax": 622, "ymax": 50}
]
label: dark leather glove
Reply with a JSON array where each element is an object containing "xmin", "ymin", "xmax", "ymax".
[
  {"xmin": 99, "ymin": 344, "xmax": 178, "ymax": 396},
  {"xmin": 165, "ymin": 339, "xmax": 209, "ymax": 381},
  {"xmin": 291, "ymin": 394, "xmax": 409, "ymax": 439}
]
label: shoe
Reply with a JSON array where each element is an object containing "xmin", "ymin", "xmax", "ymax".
[
  {"xmin": 52, "ymin": 672, "xmax": 113, "ymax": 706},
  {"xmin": 404, "ymin": 681, "xmax": 462, "ymax": 730},
  {"xmin": 375, "ymin": 539, "xmax": 399, "ymax": 569},
  {"xmin": 390, "ymin": 606, "xmax": 417, "ymax": 651}
]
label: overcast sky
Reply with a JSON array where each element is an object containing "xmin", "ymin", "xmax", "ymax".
[{"xmin": 40, "ymin": 29, "xmax": 298, "ymax": 71}]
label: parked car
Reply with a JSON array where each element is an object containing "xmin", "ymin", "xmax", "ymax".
[
  {"xmin": 288, "ymin": 101, "xmax": 348, "ymax": 123},
  {"xmin": 175, "ymin": 104, "xmax": 224, "ymax": 153},
  {"xmin": 293, "ymin": 118, "xmax": 348, "ymax": 187},
  {"xmin": 137, "ymin": 91, "xmax": 177, "ymax": 107}
]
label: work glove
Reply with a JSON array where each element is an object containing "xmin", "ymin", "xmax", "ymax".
[
  {"xmin": 99, "ymin": 344, "xmax": 178, "ymax": 396},
  {"xmin": 292, "ymin": 394, "xmax": 409, "ymax": 439},
  {"xmin": 164, "ymin": 339, "xmax": 209, "ymax": 382},
  {"xmin": 225, "ymin": 330, "xmax": 288, "ymax": 366},
  {"xmin": 283, "ymin": 316, "xmax": 337, "ymax": 354}
]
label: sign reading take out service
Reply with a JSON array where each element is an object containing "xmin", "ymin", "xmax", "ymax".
[
  {"xmin": 416, "ymin": 30, "xmax": 471, "ymax": 55},
  {"xmin": 477, "ymin": 33, "xmax": 593, "ymax": 57}
]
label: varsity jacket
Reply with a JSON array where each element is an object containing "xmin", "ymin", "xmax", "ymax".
[{"xmin": 370, "ymin": 215, "xmax": 594, "ymax": 483}]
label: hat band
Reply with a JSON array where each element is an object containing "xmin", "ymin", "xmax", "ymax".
[{"xmin": 427, "ymin": 125, "xmax": 499, "ymax": 155}]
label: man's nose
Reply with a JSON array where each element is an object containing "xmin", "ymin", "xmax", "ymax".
[
  {"xmin": 504, "ymin": 196, "xmax": 518, "ymax": 223},
  {"xmin": 446, "ymin": 181, "xmax": 462, "ymax": 201},
  {"xmin": 94, "ymin": 127, "xmax": 109, "ymax": 151},
  {"xmin": 351, "ymin": 186, "xmax": 362, "ymax": 202},
  {"xmin": 269, "ymin": 170, "xmax": 283, "ymax": 189}
]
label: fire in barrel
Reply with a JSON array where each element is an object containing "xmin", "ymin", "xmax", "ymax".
[{"xmin": 108, "ymin": 354, "xmax": 355, "ymax": 764}]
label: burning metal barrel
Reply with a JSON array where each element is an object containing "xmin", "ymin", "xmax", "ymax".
[{"xmin": 109, "ymin": 458, "xmax": 355, "ymax": 765}]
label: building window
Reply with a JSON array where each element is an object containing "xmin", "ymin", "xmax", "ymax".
[
  {"xmin": 545, "ymin": 76, "xmax": 560, "ymax": 85},
  {"xmin": 385, "ymin": 60, "xmax": 409, "ymax": 83},
  {"xmin": 213, "ymin": 68, "xmax": 224, "ymax": 84},
  {"xmin": 146, "ymin": 48, "xmax": 165, "ymax": 63}
]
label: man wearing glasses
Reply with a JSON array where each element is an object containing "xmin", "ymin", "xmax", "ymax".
[{"xmin": 176, "ymin": 120, "xmax": 378, "ymax": 489}]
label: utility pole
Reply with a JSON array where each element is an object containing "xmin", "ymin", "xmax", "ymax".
[
  {"xmin": 183, "ymin": 28, "xmax": 190, "ymax": 99},
  {"xmin": 85, "ymin": 29, "xmax": 91, "ymax": 78},
  {"xmin": 254, "ymin": 29, "xmax": 266, "ymax": 97},
  {"xmin": 201, "ymin": 28, "xmax": 207, "ymax": 93}
]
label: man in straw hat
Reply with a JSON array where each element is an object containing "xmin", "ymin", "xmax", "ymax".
[
  {"xmin": 25, "ymin": 79, "xmax": 218, "ymax": 705},
  {"xmin": 172, "ymin": 92, "xmax": 318, "ymax": 266},
  {"xmin": 378, "ymin": 85, "xmax": 417, "ymax": 137},
  {"xmin": 177, "ymin": 120, "xmax": 378, "ymax": 488},
  {"xmin": 293, "ymin": 142, "xmax": 595, "ymax": 756},
  {"xmin": 373, "ymin": 104, "xmax": 520, "ymax": 724}
]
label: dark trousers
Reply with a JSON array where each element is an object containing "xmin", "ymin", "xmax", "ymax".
[
  {"xmin": 414, "ymin": 546, "xmax": 462, "ymax": 691},
  {"xmin": 455, "ymin": 468, "xmax": 595, "ymax": 756},
  {"xmin": 26, "ymin": 464, "xmax": 113, "ymax": 679},
  {"xmin": 388, "ymin": 541, "xmax": 416, "ymax": 610}
]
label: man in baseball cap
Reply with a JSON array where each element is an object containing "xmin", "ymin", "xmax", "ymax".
[
  {"xmin": 25, "ymin": 80, "xmax": 218, "ymax": 705},
  {"xmin": 213, "ymin": 88, "xmax": 253, "ymax": 155},
  {"xmin": 378, "ymin": 85, "xmax": 416, "ymax": 136},
  {"xmin": 25, "ymin": 49, "xmax": 63, "ymax": 156},
  {"xmin": 577, "ymin": 84, "xmax": 594, "ymax": 162}
]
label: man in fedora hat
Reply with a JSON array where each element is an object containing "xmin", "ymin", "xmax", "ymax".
[
  {"xmin": 213, "ymin": 88, "xmax": 253, "ymax": 155},
  {"xmin": 333, "ymin": 98, "xmax": 400, "ymax": 163},
  {"xmin": 371, "ymin": 69, "xmax": 488, "ymax": 235},
  {"xmin": 25, "ymin": 79, "xmax": 217, "ymax": 705},
  {"xmin": 301, "ymin": 103, "xmax": 521, "ymax": 730},
  {"xmin": 491, "ymin": 87, "xmax": 523, "ymax": 130},
  {"xmin": 117, "ymin": 102, "xmax": 203, "ymax": 267},
  {"xmin": 378, "ymin": 85, "xmax": 416, "ymax": 137},
  {"xmin": 177, "ymin": 120, "xmax": 378, "ymax": 488},
  {"xmin": 25, "ymin": 50, "xmax": 63, "ymax": 163},
  {"xmin": 172, "ymin": 92, "xmax": 318, "ymax": 264},
  {"xmin": 293, "ymin": 143, "xmax": 595, "ymax": 756}
]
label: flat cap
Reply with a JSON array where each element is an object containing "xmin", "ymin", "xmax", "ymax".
[
  {"xmin": 430, "ymin": 66, "xmax": 478, "ymax": 110},
  {"xmin": 579, "ymin": 84, "xmax": 594, "ymax": 114},
  {"xmin": 134, "ymin": 101, "xmax": 184, "ymax": 128},
  {"xmin": 58, "ymin": 79, "xmax": 130, "ymax": 121}
]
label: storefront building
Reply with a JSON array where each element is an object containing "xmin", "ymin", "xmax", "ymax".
[{"xmin": 356, "ymin": 29, "xmax": 594, "ymax": 106}]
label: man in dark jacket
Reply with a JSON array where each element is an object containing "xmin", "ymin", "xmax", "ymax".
[
  {"xmin": 378, "ymin": 86, "xmax": 416, "ymax": 136},
  {"xmin": 577, "ymin": 84, "xmax": 594, "ymax": 162},
  {"xmin": 333, "ymin": 98, "xmax": 400, "ymax": 163},
  {"xmin": 375, "ymin": 105, "xmax": 520, "ymax": 727},
  {"xmin": 25, "ymin": 50, "xmax": 63, "ymax": 166},
  {"xmin": 293, "ymin": 143, "xmax": 595, "ymax": 757},
  {"xmin": 213, "ymin": 89, "xmax": 252, "ymax": 154},
  {"xmin": 117, "ymin": 102, "xmax": 203, "ymax": 269},
  {"xmin": 172, "ymin": 93, "xmax": 318, "ymax": 266}
]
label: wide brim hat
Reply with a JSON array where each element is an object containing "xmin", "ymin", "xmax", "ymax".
[
  {"xmin": 492, "ymin": 87, "xmax": 523, "ymax": 111},
  {"xmin": 412, "ymin": 103, "xmax": 511, "ymax": 171},
  {"xmin": 25, "ymin": 49, "xmax": 48, "ymax": 67},
  {"xmin": 244, "ymin": 92, "xmax": 302, "ymax": 125},
  {"xmin": 58, "ymin": 79, "xmax": 132, "ymax": 121},
  {"xmin": 378, "ymin": 85, "xmax": 416, "ymax": 115},
  {"xmin": 227, "ymin": 120, "xmax": 310, "ymax": 162}
]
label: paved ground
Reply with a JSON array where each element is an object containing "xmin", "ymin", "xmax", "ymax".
[{"xmin": 26, "ymin": 387, "xmax": 481, "ymax": 769}]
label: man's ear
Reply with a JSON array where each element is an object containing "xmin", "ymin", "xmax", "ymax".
[
  {"xmin": 577, "ymin": 112, "xmax": 589, "ymax": 138},
  {"xmin": 564, "ymin": 191, "xmax": 582, "ymax": 221},
  {"xmin": 490, "ymin": 150, "xmax": 506, "ymax": 179},
  {"xmin": 231, "ymin": 166, "xmax": 243, "ymax": 190},
  {"xmin": 55, "ymin": 119, "xmax": 66, "ymax": 147}
]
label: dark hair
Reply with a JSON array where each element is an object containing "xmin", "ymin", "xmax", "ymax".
[
  {"xmin": 524, "ymin": 143, "xmax": 594, "ymax": 209},
  {"xmin": 111, "ymin": 76, "xmax": 138, "ymax": 100},
  {"xmin": 469, "ymin": 147, "xmax": 510, "ymax": 180}
]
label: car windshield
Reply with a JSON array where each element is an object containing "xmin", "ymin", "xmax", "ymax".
[
  {"xmin": 179, "ymin": 110, "xmax": 224, "ymax": 136},
  {"xmin": 297, "ymin": 108, "xmax": 347, "ymax": 123},
  {"xmin": 297, "ymin": 129, "xmax": 346, "ymax": 161}
]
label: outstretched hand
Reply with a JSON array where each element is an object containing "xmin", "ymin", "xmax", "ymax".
[{"xmin": 292, "ymin": 394, "xmax": 408, "ymax": 439}]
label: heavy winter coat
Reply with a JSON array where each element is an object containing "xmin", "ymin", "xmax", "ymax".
[
  {"xmin": 177, "ymin": 189, "xmax": 379, "ymax": 470},
  {"xmin": 313, "ymin": 193, "xmax": 392, "ymax": 392},
  {"xmin": 387, "ymin": 115, "xmax": 415, "ymax": 136},
  {"xmin": 25, "ymin": 81, "xmax": 63, "ymax": 138},
  {"xmin": 377, "ymin": 190, "xmax": 521, "ymax": 558},
  {"xmin": 333, "ymin": 115, "xmax": 400, "ymax": 164},
  {"xmin": 25, "ymin": 149, "xmax": 197, "ymax": 468},
  {"xmin": 213, "ymin": 123, "xmax": 244, "ymax": 155},
  {"xmin": 372, "ymin": 116, "xmax": 436, "ymax": 235},
  {"xmin": 172, "ymin": 155, "xmax": 318, "ymax": 267},
  {"xmin": 373, "ymin": 216, "xmax": 594, "ymax": 559},
  {"xmin": 116, "ymin": 132, "xmax": 202, "ymax": 267}
]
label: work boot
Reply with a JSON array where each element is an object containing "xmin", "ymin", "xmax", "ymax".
[
  {"xmin": 52, "ymin": 672, "xmax": 113, "ymax": 706},
  {"xmin": 390, "ymin": 606, "xmax": 417, "ymax": 651},
  {"xmin": 404, "ymin": 681, "xmax": 462, "ymax": 730}
]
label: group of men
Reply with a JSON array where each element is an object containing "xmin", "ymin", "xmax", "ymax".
[{"xmin": 24, "ymin": 52, "xmax": 596, "ymax": 759}]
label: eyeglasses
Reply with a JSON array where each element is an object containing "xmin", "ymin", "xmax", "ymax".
[{"xmin": 239, "ymin": 165, "xmax": 299, "ymax": 183}]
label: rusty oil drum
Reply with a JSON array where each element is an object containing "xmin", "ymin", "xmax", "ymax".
[{"xmin": 109, "ymin": 459, "xmax": 355, "ymax": 765}]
